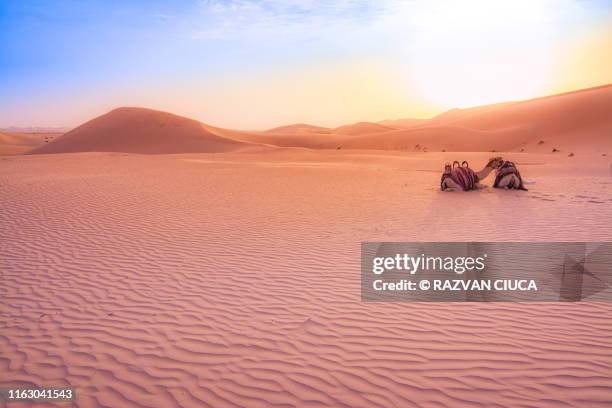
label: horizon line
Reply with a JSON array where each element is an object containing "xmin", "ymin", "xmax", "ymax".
[{"xmin": 3, "ymin": 82, "xmax": 610, "ymax": 132}]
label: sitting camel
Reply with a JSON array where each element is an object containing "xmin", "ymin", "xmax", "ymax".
[
  {"xmin": 493, "ymin": 161, "xmax": 528, "ymax": 190},
  {"xmin": 440, "ymin": 157, "xmax": 504, "ymax": 191}
]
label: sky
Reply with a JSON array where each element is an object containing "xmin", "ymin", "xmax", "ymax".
[{"xmin": 1, "ymin": 0, "xmax": 611, "ymax": 129}]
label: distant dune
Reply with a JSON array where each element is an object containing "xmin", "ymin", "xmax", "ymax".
[
  {"xmin": 233, "ymin": 121, "xmax": 400, "ymax": 150},
  {"xmin": 21, "ymin": 84, "xmax": 612, "ymax": 155},
  {"xmin": 341, "ymin": 84, "xmax": 612, "ymax": 153},
  {"xmin": 0, "ymin": 132, "xmax": 59, "ymax": 155},
  {"xmin": 28, "ymin": 107, "xmax": 256, "ymax": 155},
  {"xmin": 255, "ymin": 84, "xmax": 611, "ymax": 153},
  {"xmin": 264, "ymin": 123, "xmax": 332, "ymax": 135},
  {"xmin": 340, "ymin": 125, "xmax": 513, "ymax": 152},
  {"xmin": 333, "ymin": 121, "xmax": 397, "ymax": 135},
  {"xmin": 378, "ymin": 118, "xmax": 427, "ymax": 129},
  {"xmin": 428, "ymin": 102, "xmax": 516, "ymax": 123}
]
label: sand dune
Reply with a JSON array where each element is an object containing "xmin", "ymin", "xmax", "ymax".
[
  {"xmin": 28, "ymin": 107, "xmax": 257, "ymax": 155},
  {"xmin": 22, "ymin": 85, "xmax": 611, "ymax": 156},
  {"xmin": 244, "ymin": 122, "xmax": 399, "ymax": 149},
  {"xmin": 239, "ymin": 85, "xmax": 612, "ymax": 153},
  {"xmin": 341, "ymin": 125, "xmax": 515, "ymax": 152},
  {"xmin": 200, "ymin": 123, "xmax": 351, "ymax": 150},
  {"xmin": 250, "ymin": 85, "xmax": 611, "ymax": 154},
  {"xmin": 428, "ymin": 102, "xmax": 516, "ymax": 123},
  {"xmin": 378, "ymin": 118, "xmax": 427, "ymax": 129},
  {"xmin": 217, "ymin": 130, "xmax": 354, "ymax": 149},
  {"xmin": 264, "ymin": 123, "xmax": 332, "ymax": 135},
  {"xmin": 0, "ymin": 132, "xmax": 59, "ymax": 155},
  {"xmin": 439, "ymin": 85, "xmax": 611, "ymax": 131},
  {"xmin": 345, "ymin": 85, "xmax": 611, "ymax": 153},
  {"xmin": 333, "ymin": 121, "xmax": 397, "ymax": 135},
  {"xmin": 198, "ymin": 123, "xmax": 329, "ymax": 149},
  {"xmin": 1, "ymin": 150, "xmax": 611, "ymax": 407}
]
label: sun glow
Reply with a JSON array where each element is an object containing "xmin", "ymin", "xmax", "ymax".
[
  {"xmin": 399, "ymin": 0, "xmax": 564, "ymax": 109},
  {"xmin": 1, "ymin": 0, "xmax": 609, "ymax": 128}
]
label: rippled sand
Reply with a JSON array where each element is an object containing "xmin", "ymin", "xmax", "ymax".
[{"xmin": 1, "ymin": 151, "xmax": 611, "ymax": 407}]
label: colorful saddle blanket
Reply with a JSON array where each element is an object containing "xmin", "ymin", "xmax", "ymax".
[
  {"xmin": 441, "ymin": 166, "xmax": 478, "ymax": 191},
  {"xmin": 493, "ymin": 161, "xmax": 527, "ymax": 190}
]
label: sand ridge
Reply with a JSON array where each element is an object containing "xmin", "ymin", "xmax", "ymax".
[
  {"xmin": 3, "ymin": 84, "xmax": 612, "ymax": 406},
  {"xmin": 263, "ymin": 124, "xmax": 332, "ymax": 135},
  {"xmin": 341, "ymin": 85, "xmax": 612, "ymax": 153},
  {"xmin": 27, "ymin": 108, "xmax": 260, "ymax": 155},
  {"xmin": 21, "ymin": 85, "xmax": 612, "ymax": 156},
  {"xmin": 1, "ymin": 151, "xmax": 611, "ymax": 407},
  {"xmin": 0, "ymin": 132, "xmax": 59, "ymax": 155},
  {"xmin": 333, "ymin": 122, "xmax": 398, "ymax": 136}
]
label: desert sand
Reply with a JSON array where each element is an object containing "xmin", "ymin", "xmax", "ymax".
[
  {"xmin": 340, "ymin": 85, "xmax": 612, "ymax": 153},
  {"xmin": 0, "ymin": 132, "xmax": 61, "ymax": 155},
  {"xmin": 1, "ymin": 85, "xmax": 611, "ymax": 407},
  {"xmin": 264, "ymin": 124, "xmax": 332, "ymax": 135},
  {"xmin": 333, "ymin": 122, "xmax": 397, "ymax": 136},
  {"xmin": 14, "ymin": 85, "xmax": 610, "ymax": 157},
  {"xmin": 28, "ymin": 108, "xmax": 257, "ymax": 155}
]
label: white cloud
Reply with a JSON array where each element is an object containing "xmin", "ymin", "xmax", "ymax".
[
  {"xmin": 191, "ymin": 0, "xmax": 389, "ymax": 40},
  {"xmin": 188, "ymin": 0, "xmax": 597, "ymax": 46}
]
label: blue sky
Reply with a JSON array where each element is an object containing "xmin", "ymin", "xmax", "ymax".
[{"xmin": 1, "ymin": 0, "xmax": 611, "ymax": 128}]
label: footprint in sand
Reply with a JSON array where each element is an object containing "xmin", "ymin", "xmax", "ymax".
[
  {"xmin": 568, "ymin": 194, "xmax": 609, "ymax": 204},
  {"xmin": 531, "ymin": 193, "xmax": 557, "ymax": 202}
]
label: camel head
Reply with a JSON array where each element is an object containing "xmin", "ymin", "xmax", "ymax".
[{"xmin": 486, "ymin": 156, "xmax": 504, "ymax": 169}]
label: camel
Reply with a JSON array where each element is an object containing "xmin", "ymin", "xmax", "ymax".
[
  {"xmin": 493, "ymin": 161, "xmax": 528, "ymax": 190},
  {"xmin": 441, "ymin": 157, "xmax": 504, "ymax": 192}
]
